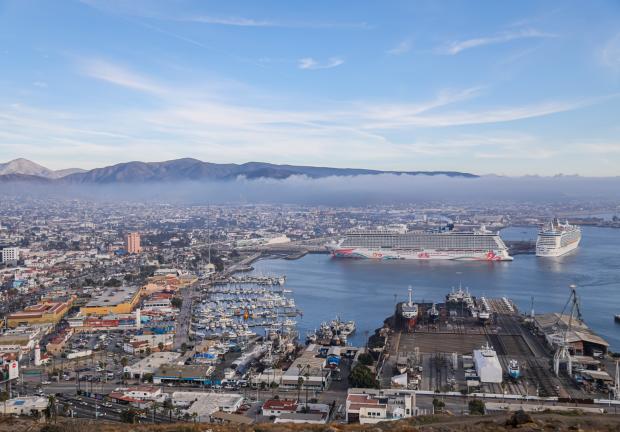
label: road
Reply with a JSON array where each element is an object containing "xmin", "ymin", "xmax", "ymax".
[{"xmin": 173, "ymin": 282, "xmax": 198, "ymax": 350}]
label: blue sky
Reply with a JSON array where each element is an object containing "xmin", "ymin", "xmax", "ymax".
[{"xmin": 1, "ymin": 0, "xmax": 620, "ymax": 175}]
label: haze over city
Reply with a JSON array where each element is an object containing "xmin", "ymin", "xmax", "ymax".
[{"xmin": 1, "ymin": 0, "xmax": 620, "ymax": 176}]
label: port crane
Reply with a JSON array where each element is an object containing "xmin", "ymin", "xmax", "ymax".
[{"xmin": 553, "ymin": 284, "xmax": 582, "ymax": 377}]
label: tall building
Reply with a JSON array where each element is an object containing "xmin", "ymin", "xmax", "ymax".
[
  {"xmin": 1, "ymin": 247, "xmax": 19, "ymax": 263},
  {"xmin": 126, "ymin": 232, "xmax": 142, "ymax": 254}
]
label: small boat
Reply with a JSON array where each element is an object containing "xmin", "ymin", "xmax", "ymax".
[
  {"xmin": 508, "ymin": 359, "xmax": 520, "ymax": 380},
  {"xmin": 615, "ymin": 314, "xmax": 620, "ymax": 323}
]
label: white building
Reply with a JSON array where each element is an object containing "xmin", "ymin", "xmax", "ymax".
[
  {"xmin": 172, "ymin": 391, "xmax": 243, "ymax": 420},
  {"xmin": 1, "ymin": 247, "xmax": 19, "ymax": 263},
  {"xmin": 346, "ymin": 389, "xmax": 420, "ymax": 424},
  {"xmin": 3, "ymin": 396, "xmax": 47, "ymax": 415},
  {"xmin": 473, "ymin": 345, "xmax": 503, "ymax": 384},
  {"xmin": 124, "ymin": 351, "xmax": 181, "ymax": 379}
]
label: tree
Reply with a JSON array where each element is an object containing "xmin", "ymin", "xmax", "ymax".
[
  {"xmin": 163, "ymin": 399, "xmax": 174, "ymax": 422},
  {"xmin": 46, "ymin": 395, "xmax": 57, "ymax": 423},
  {"xmin": 171, "ymin": 297, "xmax": 183, "ymax": 309},
  {"xmin": 0, "ymin": 390, "xmax": 9, "ymax": 416},
  {"xmin": 358, "ymin": 352, "xmax": 374, "ymax": 366},
  {"xmin": 296, "ymin": 376, "xmax": 304, "ymax": 403},
  {"xmin": 145, "ymin": 347, "xmax": 152, "ymax": 356},
  {"xmin": 120, "ymin": 408, "xmax": 139, "ymax": 424},
  {"xmin": 181, "ymin": 342, "xmax": 188, "ymax": 354},
  {"xmin": 158, "ymin": 342, "xmax": 165, "ymax": 352},
  {"xmin": 432, "ymin": 398, "xmax": 445, "ymax": 413},
  {"xmin": 468, "ymin": 399, "xmax": 485, "ymax": 415},
  {"xmin": 104, "ymin": 278, "xmax": 122, "ymax": 287},
  {"xmin": 348, "ymin": 364, "xmax": 378, "ymax": 388}
]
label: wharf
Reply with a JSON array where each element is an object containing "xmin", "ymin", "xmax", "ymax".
[{"xmin": 380, "ymin": 295, "xmax": 575, "ymax": 399}]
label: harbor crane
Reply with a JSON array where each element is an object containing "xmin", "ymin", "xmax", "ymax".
[{"xmin": 553, "ymin": 284, "xmax": 582, "ymax": 377}]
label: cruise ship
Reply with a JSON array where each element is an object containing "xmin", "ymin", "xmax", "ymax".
[
  {"xmin": 536, "ymin": 219, "xmax": 581, "ymax": 257},
  {"xmin": 326, "ymin": 225, "xmax": 512, "ymax": 261}
]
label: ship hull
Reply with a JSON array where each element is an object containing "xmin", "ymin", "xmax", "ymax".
[
  {"xmin": 330, "ymin": 247, "xmax": 513, "ymax": 261},
  {"xmin": 536, "ymin": 238, "xmax": 580, "ymax": 257}
]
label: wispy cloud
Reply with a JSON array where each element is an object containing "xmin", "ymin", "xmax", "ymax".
[
  {"xmin": 601, "ymin": 33, "xmax": 620, "ymax": 71},
  {"xmin": 184, "ymin": 15, "xmax": 370, "ymax": 29},
  {"xmin": 440, "ymin": 28, "xmax": 556, "ymax": 55},
  {"xmin": 298, "ymin": 57, "xmax": 344, "ymax": 70},
  {"xmin": 79, "ymin": 58, "xmax": 168, "ymax": 95},
  {"xmin": 387, "ymin": 39, "xmax": 412, "ymax": 55},
  {"xmin": 79, "ymin": 1, "xmax": 370, "ymax": 30}
]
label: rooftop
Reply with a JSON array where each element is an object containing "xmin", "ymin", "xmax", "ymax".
[{"xmin": 84, "ymin": 285, "xmax": 140, "ymax": 307}]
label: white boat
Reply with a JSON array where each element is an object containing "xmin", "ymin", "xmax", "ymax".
[{"xmin": 536, "ymin": 218, "xmax": 581, "ymax": 257}]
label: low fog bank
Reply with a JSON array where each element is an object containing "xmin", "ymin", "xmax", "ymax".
[{"xmin": 1, "ymin": 174, "xmax": 620, "ymax": 205}]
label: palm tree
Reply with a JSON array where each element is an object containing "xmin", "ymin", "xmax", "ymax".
[
  {"xmin": 163, "ymin": 399, "xmax": 174, "ymax": 422},
  {"xmin": 47, "ymin": 394, "xmax": 57, "ymax": 423},
  {"xmin": 158, "ymin": 342, "xmax": 164, "ymax": 352},
  {"xmin": 296, "ymin": 376, "xmax": 304, "ymax": 403},
  {"xmin": 0, "ymin": 391, "xmax": 9, "ymax": 416}
]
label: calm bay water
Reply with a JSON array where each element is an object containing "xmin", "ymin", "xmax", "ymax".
[{"xmin": 251, "ymin": 226, "xmax": 620, "ymax": 350}]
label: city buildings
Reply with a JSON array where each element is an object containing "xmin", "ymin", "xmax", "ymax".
[
  {"xmin": 80, "ymin": 285, "xmax": 142, "ymax": 316},
  {"xmin": 6, "ymin": 300, "xmax": 72, "ymax": 328}
]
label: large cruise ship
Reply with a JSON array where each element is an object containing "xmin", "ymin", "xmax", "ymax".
[
  {"xmin": 326, "ymin": 225, "xmax": 512, "ymax": 261},
  {"xmin": 536, "ymin": 218, "xmax": 581, "ymax": 257}
]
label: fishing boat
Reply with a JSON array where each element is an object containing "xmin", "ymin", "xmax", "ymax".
[
  {"xmin": 400, "ymin": 286, "xmax": 419, "ymax": 330},
  {"xmin": 508, "ymin": 360, "xmax": 521, "ymax": 380}
]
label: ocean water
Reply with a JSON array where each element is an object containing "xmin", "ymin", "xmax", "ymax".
[{"xmin": 251, "ymin": 226, "xmax": 620, "ymax": 350}]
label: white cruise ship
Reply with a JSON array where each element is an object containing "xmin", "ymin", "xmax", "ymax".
[
  {"xmin": 536, "ymin": 218, "xmax": 581, "ymax": 257},
  {"xmin": 326, "ymin": 225, "xmax": 512, "ymax": 261}
]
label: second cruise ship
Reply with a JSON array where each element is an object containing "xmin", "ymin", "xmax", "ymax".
[
  {"xmin": 327, "ymin": 225, "xmax": 513, "ymax": 261},
  {"xmin": 536, "ymin": 218, "xmax": 581, "ymax": 257}
]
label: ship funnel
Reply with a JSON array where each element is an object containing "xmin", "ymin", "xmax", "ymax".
[{"xmin": 408, "ymin": 286, "xmax": 413, "ymax": 306}]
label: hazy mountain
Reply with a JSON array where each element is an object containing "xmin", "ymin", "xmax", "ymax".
[
  {"xmin": 0, "ymin": 158, "xmax": 85, "ymax": 179},
  {"xmin": 61, "ymin": 158, "xmax": 477, "ymax": 183}
]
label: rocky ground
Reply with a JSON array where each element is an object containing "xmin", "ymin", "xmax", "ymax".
[{"xmin": 2, "ymin": 411, "xmax": 620, "ymax": 432}]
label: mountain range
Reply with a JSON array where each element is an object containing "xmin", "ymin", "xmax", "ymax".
[
  {"xmin": 0, "ymin": 158, "xmax": 477, "ymax": 183},
  {"xmin": 0, "ymin": 158, "xmax": 85, "ymax": 179}
]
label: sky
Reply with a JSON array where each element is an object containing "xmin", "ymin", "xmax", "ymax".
[{"xmin": 0, "ymin": 0, "xmax": 620, "ymax": 176}]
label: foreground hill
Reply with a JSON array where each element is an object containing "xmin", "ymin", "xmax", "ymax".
[{"xmin": 2, "ymin": 412, "xmax": 620, "ymax": 432}]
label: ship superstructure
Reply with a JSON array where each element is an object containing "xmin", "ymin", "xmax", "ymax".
[
  {"xmin": 536, "ymin": 219, "xmax": 581, "ymax": 257},
  {"xmin": 327, "ymin": 225, "xmax": 512, "ymax": 261}
]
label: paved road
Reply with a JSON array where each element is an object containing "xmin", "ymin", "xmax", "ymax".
[{"xmin": 174, "ymin": 282, "xmax": 198, "ymax": 350}]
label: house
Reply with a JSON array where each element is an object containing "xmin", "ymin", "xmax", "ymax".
[
  {"xmin": 261, "ymin": 399, "xmax": 298, "ymax": 417},
  {"xmin": 346, "ymin": 389, "xmax": 420, "ymax": 424}
]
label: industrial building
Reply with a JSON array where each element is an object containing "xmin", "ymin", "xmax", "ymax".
[
  {"xmin": 172, "ymin": 391, "xmax": 243, "ymax": 420},
  {"xmin": 473, "ymin": 344, "xmax": 503, "ymax": 384},
  {"xmin": 153, "ymin": 364, "xmax": 213, "ymax": 385},
  {"xmin": 534, "ymin": 313, "xmax": 609, "ymax": 357},
  {"xmin": 124, "ymin": 352, "xmax": 181, "ymax": 379},
  {"xmin": 80, "ymin": 285, "xmax": 142, "ymax": 316}
]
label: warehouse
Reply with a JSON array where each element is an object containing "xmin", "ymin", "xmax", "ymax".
[
  {"xmin": 473, "ymin": 344, "xmax": 503, "ymax": 384},
  {"xmin": 534, "ymin": 313, "xmax": 609, "ymax": 357}
]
